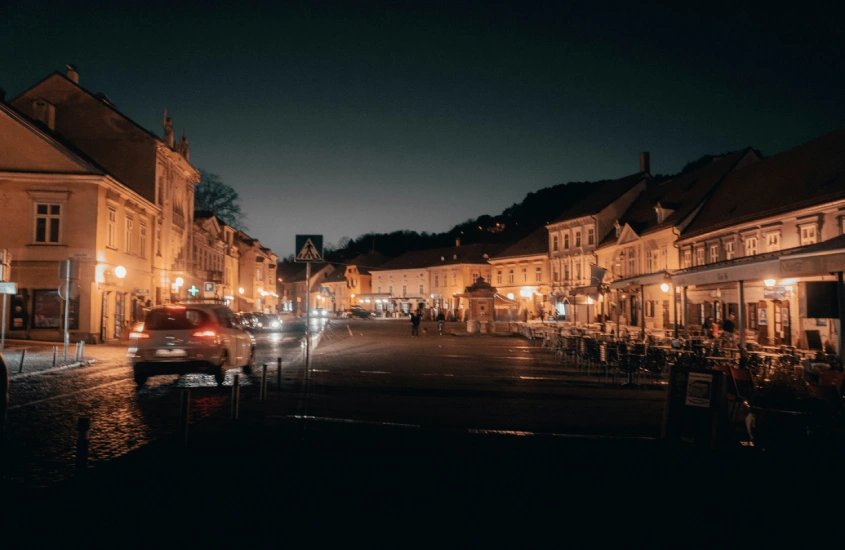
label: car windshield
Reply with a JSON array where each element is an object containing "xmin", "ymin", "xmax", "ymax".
[{"xmin": 144, "ymin": 308, "xmax": 213, "ymax": 330}]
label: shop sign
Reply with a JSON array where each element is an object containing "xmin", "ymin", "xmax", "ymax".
[{"xmin": 763, "ymin": 286, "xmax": 787, "ymax": 299}]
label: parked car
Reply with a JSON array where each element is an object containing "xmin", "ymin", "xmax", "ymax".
[
  {"xmin": 238, "ymin": 312, "xmax": 260, "ymax": 331},
  {"xmin": 129, "ymin": 304, "xmax": 256, "ymax": 387},
  {"xmin": 343, "ymin": 306, "xmax": 374, "ymax": 319},
  {"xmin": 255, "ymin": 313, "xmax": 282, "ymax": 332}
]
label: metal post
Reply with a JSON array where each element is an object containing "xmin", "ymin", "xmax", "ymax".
[
  {"xmin": 231, "ymin": 373, "xmax": 240, "ymax": 420},
  {"xmin": 838, "ymin": 272, "xmax": 845, "ymax": 360},
  {"xmin": 738, "ymin": 280, "xmax": 746, "ymax": 350},
  {"xmin": 79, "ymin": 341, "xmax": 84, "ymax": 362},
  {"xmin": 640, "ymin": 286, "xmax": 645, "ymax": 339},
  {"xmin": 260, "ymin": 363, "xmax": 268, "ymax": 401},
  {"xmin": 63, "ymin": 260, "xmax": 70, "ymax": 362},
  {"xmin": 682, "ymin": 286, "xmax": 689, "ymax": 338},
  {"xmin": 76, "ymin": 417, "xmax": 90, "ymax": 476},
  {"xmin": 615, "ymin": 289, "xmax": 620, "ymax": 339},
  {"xmin": 1, "ymin": 353, "xmax": 8, "ymax": 452},
  {"xmin": 305, "ymin": 262, "xmax": 311, "ymax": 381},
  {"xmin": 18, "ymin": 349, "xmax": 26, "ymax": 373},
  {"xmin": 74, "ymin": 341, "xmax": 80, "ymax": 362},
  {"xmin": 1, "ymin": 293, "xmax": 6, "ymax": 351},
  {"xmin": 179, "ymin": 389, "xmax": 190, "ymax": 447},
  {"xmin": 277, "ymin": 356, "xmax": 282, "ymax": 390},
  {"xmin": 52, "ymin": 346, "xmax": 58, "ymax": 367}
]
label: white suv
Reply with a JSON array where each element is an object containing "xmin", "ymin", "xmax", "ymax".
[{"xmin": 129, "ymin": 304, "xmax": 256, "ymax": 387}]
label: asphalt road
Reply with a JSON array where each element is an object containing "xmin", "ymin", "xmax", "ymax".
[{"xmin": 2, "ymin": 317, "xmax": 666, "ymax": 487}]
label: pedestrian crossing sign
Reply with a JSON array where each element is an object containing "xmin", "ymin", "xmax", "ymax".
[{"xmin": 295, "ymin": 235, "xmax": 323, "ymax": 263}]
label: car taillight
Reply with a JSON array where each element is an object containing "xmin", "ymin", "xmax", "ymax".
[
  {"xmin": 129, "ymin": 331, "xmax": 150, "ymax": 339},
  {"xmin": 192, "ymin": 330, "xmax": 217, "ymax": 338}
]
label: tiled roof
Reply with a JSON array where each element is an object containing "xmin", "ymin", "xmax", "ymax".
[
  {"xmin": 597, "ymin": 149, "xmax": 756, "ymax": 248},
  {"xmin": 346, "ymin": 250, "xmax": 390, "ymax": 275},
  {"xmin": 491, "ymin": 227, "xmax": 549, "ymax": 259},
  {"xmin": 549, "ymin": 172, "xmax": 648, "ymax": 224},
  {"xmin": 682, "ymin": 126, "xmax": 845, "ymax": 239},
  {"xmin": 373, "ymin": 243, "xmax": 504, "ymax": 271}
]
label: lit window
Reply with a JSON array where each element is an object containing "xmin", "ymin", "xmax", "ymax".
[
  {"xmin": 419, "ymin": 284, "xmax": 424, "ymax": 295},
  {"xmin": 574, "ymin": 263, "xmax": 581, "ymax": 281},
  {"xmin": 34, "ymin": 203, "xmax": 62, "ymax": 244},
  {"xmin": 652, "ymin": 250, "xmax": 660, "ymax": 272},
  {"xmin": 564, "ymin": 233, "xmax": 570, "ymax": 249},
  {"xmin": 472, "ymin": 272, "xmax": 479, "ymax": 282},
  {"xmin": 587, "ymin": 227, "xmax": 595, "ymax": 246},
  {"xmin": 107, "ymin": 208, "xmax": 117, "ymax": 248},
  {"xmin": 552, "ymin": 235, "xmax": 558, "ymax": 252},
  {"xmin": 627, "ymin": 248, "xmax": 636, "ymax": 275},
  {"xmin": 575, "ymin": 231, "xmax": 582, "ymax": 247},
  {"xmin": 535, "ymin": 267, "xmax": 541, "ymax": 282},
  {"xmin": 709, "ymin": 245, "xmax": 719, "ymax": 263},
  {"xmin": 766, "ymin": 233, "xmax": 780, "ymax": 252},
  {"xmin": 696, "ymin": 248, "xmax": 704, "ymax": 266},
  {"xmin": 140, "ymin": 222, "xmax": 147, "ymax": 258},
  {"xmin": 683, "ymin": 249, "xmax": 692, "ymax": 268},
  {"xmin": 508, "ymin": 269, "xmax": 514, "ymax": 283},
  {"xmin": 745, "ymin": 237, "xmax": 757, "ymax": 256},
  {"xmin": 661, "ymin": 245, "xmax": 668, "ymax": 270},
  {"xmin": 497, "ymin": 270, "xmax": 502, "ymax": 284},
  {"xmin": 564, "ymin": 263, "xmax": 570, "ymax": 281},
  {"xmin": 125, "ymin": 216, "xmax": 134, "ymax": 254},
  {"xmin": 800, "ymin": 225, "xmax": 817, "ymax": 246},
  {"xmin": 725, "ymin": 241, "xmax": 735, "ymax": 260},
  {"xmin": 256, "ymin": 267, "xmax": 262, "ymax": 281}
]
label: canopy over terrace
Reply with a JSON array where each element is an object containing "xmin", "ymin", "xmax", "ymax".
[
  {"xmin": 609, "ymin": 271, "xmax": 673, "ymax": 338},
  {"xmin": 671, "ymin": 235, "xmax": 845, "ymax": 353}
]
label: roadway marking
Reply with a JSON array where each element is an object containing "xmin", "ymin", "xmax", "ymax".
[
  {"xmin": 469, "ymin": 429, "xmax": 657, "ymax": 441},
  {"xmin": 469, "ymin": 429, "xmax": 535, "ymax": 436},
  {"xmin": 347, "ymin": 326, "xmax": 353, "ymax": 336},
  {"xmin": 360, "ymin": 370, "xmax": 390, "ymax": 374},
  {"xmin": 422, "ymin": 373, "xmax": 455, "ymax": 377},
  {"xmin": 311, "ymin": 369, "xmax": 329, "ymax": 373},
  {"xmin": 8, "ymin": 378, "xmax": 130, "ymax": 410},
  {"xmin": 280, "ymin": 414, "xmax": 420, "ymax": 429}
]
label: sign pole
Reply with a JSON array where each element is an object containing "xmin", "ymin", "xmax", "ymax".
[
  {"xmin": 305, "ymin": 261, "xmax": 311, "ymax": 382},
  {"xmin": 63, "ymin": 260, "xmax": 70, "ymax": 362}
]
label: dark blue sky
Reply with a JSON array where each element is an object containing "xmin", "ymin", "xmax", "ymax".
[{"xmin": 3, "ymin": 1, "xmax": 844, "ymax": 258}]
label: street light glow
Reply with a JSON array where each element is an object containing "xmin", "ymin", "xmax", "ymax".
[
  {"xmin": 175, "ymin": 277, "xmax": 184, "ymax": 287},
  {"xmin": 114, "ymin": 265, "xmax": 126, "ymax": 279}
]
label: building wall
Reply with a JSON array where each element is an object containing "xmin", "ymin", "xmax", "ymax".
[{"xmin": 488, "ymin": 255, "xmax": 551, "ymax": 320}]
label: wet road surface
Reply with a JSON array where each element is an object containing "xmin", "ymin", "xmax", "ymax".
[{"xmin": 2, "ymin": 317, "xmax": 665, "ymax": 486}]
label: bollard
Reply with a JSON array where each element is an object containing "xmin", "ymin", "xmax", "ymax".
[
  {"xmin": 179, "ymin": 389, "xmax": 191, "ymax": 447},
  {"xmin": 52, "ymin": 346, "xmax": 58, "ymax": 367},
  {"xmin": 74, "ymin": 341, "xmax": 80, "ymax": 362},
  {"xmin": 231, "ymin": 373, "xmax": 240, "ymax": 420},
  {"xmin": 277, "ymin": 356, "xmax": 282, "ymax": 390},
  {"xmin": 18, "ymin": 349, "xmax": 26, "ymax": 374},
  {"xmin": 76, "ymin": 418, "xmax": 90, "ymax": 476},
  {"xmin": 260, "ymin": 363, "xmax": 268, "ymax": 401},
  {"xmin": 79, "ymin": 341, "xmax": 85, "ymax": 361}
]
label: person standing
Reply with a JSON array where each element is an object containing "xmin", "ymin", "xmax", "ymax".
[
  {"xmin": 722, "ymin": 314, "xmax": 736, "ymax": 342},
  {"xmin": 436, "ymin": 310, "xmax": 446, "ymax": 335}
]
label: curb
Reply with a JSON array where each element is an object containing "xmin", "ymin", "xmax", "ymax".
[{"xmin": 10, "ymin": 358, "xmax": 97, "ymax": 380}]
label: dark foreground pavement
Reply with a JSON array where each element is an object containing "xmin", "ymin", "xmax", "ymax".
[{"xmin": 3, "ymin": 412, "xmax": 839, "ymax": 548}]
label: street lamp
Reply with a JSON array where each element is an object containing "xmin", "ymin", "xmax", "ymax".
[
  {"xmin": 238, "ymin": 287, "xmax": 244, "ymax": 294},
  {"xmin": 175, "ymin": 277, "xmax": 184, "ymax": 287},
  {"xmin": 660, "ymin": 282, "xmax": 670, "ymax": 293},
  {"xmin": 764, "ymin": 279, "xmax": 776, "ymax": 288},
  {"xmin": 114, "ymin": 265, "xmax": 127, "ymax": 279}
]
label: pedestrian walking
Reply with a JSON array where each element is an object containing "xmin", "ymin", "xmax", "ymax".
[
  {"xmin": 436, "ymin": 311, "xmax": 446, "ymax": 335},
  {"xmin": 410, "ymin": 311, "xmax": 421, "ymax": 337}
]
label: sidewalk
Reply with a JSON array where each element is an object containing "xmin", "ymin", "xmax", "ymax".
[{"xmin": 1, "ymin": 342, "xmax": 97, "ymax": 378}]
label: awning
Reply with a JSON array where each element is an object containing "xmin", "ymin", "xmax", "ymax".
[
  {"xmin": 672, "ymin": 259, "xmax": 780, "ymax": 287},
  {"xmin": 494, "ymin": 293, "xmax": 519, "ymax": 305},
  {"xmin": 610, "ymin": 271, "xmax": 670, "ymax": 290},
  {"xmin": 569, "ymin": 285, "xmax": 598, "ymax": 296}
]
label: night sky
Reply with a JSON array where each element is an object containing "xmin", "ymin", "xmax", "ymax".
[{"xmin": 3, "ymin": 1, "xmax": 844, "ymax": 258}]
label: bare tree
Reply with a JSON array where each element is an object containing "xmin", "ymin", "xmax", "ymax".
[{"xmin": 194, "ymin": 170, "xmax": 247, "ymax": 230}]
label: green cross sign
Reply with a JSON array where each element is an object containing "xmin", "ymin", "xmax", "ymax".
[{"xmin": 188, "ymin": 285, "xmax": 200, "ymax": 297}]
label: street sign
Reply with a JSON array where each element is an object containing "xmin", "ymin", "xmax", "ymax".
[
  {"xmin": 58, "ymin": 281, "xmax": 80, "ymax": 300},
  {"xmin": 203, "ymin": 282, "xmax": 215, "ymax": 298},
  {"xmin": 295, "ymin": 235, "xmax": 323, "ymax": 263},
  {"xmin": 0, "ymin": 282, "xmax": 16, "ymax": 295}
]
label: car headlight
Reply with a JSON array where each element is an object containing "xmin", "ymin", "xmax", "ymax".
[
  {"xmin": 321, "ymin": 310, "xmax": 328, "ymax": 317},
  {"xmin": 271, "ymin": 321, "xmax": 280, "ymax": 327}
]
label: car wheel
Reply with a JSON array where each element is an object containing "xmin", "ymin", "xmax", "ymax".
[
  {"xmin": 134, "ymin": 372, "xmax": 148, "ymax": 387},
  {"xmin": 243, "ymin": 348, "xmax": 255, "ymax": 374}
]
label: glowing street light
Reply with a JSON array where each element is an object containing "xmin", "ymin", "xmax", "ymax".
[
  {"xmin": 660, "ymin": 282, "xmax": 670, "ymax": 293},
  {"xmin": 114, "ymin": 265, "xmax": 127, "ymax": 279},
  {"xmin": 238, "ymin": 287, "xmax": 244, "ymax": 294},
  {"xmin": 764, "ymin": 279, "xmax": 776, "ymax": 288},
  {"xmin": 175, "ymin": 277, "xmax": 184, "ymax": 287}
]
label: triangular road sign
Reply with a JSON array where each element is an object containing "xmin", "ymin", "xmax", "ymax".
[{"xmin": 295, "ymin": 235, "xmax": 323, "ymax": 262}]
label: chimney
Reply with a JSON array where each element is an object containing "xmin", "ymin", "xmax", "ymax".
[
  {"xmin": 639, "ymin": 152, "xmax": 650, "ymax": 173},
  {"xmin": 455, "ymin": 238, "xmax": 461, "ymax": 247},
  {"xmin": 66, "ymin": 64, "xmax": 79, "ymax": 84}
]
